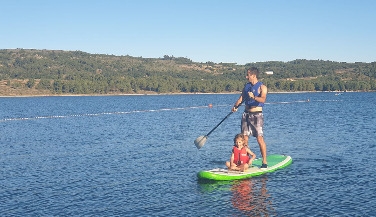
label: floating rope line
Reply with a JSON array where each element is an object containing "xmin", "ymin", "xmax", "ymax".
[
  {"xmin": 0, "ymin": 99, "xmax": 341, "ymax": 123},
  {"xmin": 0, "ymin": 105, "xmax": 211, "ymax": 123},
  {"xmin": 266, "ymin": 99, "xmax": 341, "ymax": 104}
]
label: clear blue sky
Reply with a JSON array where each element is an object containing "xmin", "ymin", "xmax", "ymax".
[{"xmin": 1, "ymin": 0, "xmax": 375, "ymax": 64}]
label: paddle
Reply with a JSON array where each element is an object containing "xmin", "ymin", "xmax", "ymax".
[{"xmin": 194, "ymin": 102, "xmax": 243, "ymax": 149}]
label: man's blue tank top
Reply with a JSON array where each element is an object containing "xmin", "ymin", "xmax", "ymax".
[{"xmin": 242, "ymin": 81, "xmax": 264, "ymax": 107}]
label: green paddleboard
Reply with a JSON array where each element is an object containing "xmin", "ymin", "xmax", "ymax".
[{"xmin": 197, "ymin": 154, "xmax": 292, "ymax": 181}]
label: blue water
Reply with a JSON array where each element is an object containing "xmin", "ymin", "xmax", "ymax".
[{"xmin": 1, "ymin": 92, "xmax": 375, "ymax": 216}]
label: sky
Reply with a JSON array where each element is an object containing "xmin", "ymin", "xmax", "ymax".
[{"xmin": 1, "ymin": 0, "xmax": 376, "ymax": 65}]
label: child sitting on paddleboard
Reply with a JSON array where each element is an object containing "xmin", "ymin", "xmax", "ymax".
[{"xmin": 226, "ymin": 134, "xmax": 256, "ymax": 172}]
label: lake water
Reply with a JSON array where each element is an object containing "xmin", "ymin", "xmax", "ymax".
[{"xmin": 1, "ymin": 92, "xmax": 375, "ymax": 216}]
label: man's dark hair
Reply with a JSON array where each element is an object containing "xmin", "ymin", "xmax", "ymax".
[{"xmin": 247, "ymin": 67, "xmax": 260, "ymax": 76}]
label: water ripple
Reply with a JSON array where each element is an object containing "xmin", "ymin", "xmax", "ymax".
[{"xmin": 1, "ymin": 93, "xmax": 376, "ymax": 216}]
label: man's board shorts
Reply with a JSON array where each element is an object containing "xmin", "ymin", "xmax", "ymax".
[{"xmin": 241, "ymin": 111, "xmax": 264, "ymax": 137}]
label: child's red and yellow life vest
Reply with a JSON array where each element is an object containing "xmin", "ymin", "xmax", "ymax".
[{"xmin": 233, "ymin": 147, "xmax": 250, "ymax": 166}]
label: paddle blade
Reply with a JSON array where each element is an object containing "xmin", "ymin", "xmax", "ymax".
[{"xmin": 194, "ymin": 135, "xmax": 207, "ymax": 149}]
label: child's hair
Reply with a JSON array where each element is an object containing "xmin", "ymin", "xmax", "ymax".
[{"xmin": 234, "ymin": 134, "xmax": 246, "ymax": 147}]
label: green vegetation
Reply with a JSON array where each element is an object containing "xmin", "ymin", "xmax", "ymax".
[{"xmin": 0, "ymin": 49, "xmax": 375, "ymax": 95}]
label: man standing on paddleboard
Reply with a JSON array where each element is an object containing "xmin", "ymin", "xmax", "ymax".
[{"xmin": 232, "ymin": 67, "xmax": 268, "ymax": 168}]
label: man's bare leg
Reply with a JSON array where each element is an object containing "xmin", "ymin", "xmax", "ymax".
[{"xmin": 257, "ymin": 136, "xmax": 267, "ymax": 165}]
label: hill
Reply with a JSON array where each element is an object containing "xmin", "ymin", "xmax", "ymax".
[{"xmin": 0, "ymin": 49, "xmax": 375, "ymax": 96}]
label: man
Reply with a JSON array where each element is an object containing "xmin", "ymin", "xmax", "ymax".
[{"xmin": 232, "ymin": 67, "xmax": 268, "ymax": 168}]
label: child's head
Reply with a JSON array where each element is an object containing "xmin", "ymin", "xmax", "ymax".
[{"xmin": 234, "ymin": 134, "xmax": 246, "ymax": 147}]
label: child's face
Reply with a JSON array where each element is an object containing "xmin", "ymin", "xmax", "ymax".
[{"xmin": 235, "ymin": 138, "xmax": 244, "ymax": 148}]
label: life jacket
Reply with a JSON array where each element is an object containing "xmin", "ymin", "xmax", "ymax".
[
  {"xmin": 232, "ymin": 146, "xmax": 250, "ymax": 166},
  {"xmin": 242, "ymin": 81, "xmax": 264, "ymax": 107}
]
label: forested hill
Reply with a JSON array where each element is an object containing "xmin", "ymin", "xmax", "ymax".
[{"xmin": 0, "ymin": 48, "xmax": 375, "ymax": 96}]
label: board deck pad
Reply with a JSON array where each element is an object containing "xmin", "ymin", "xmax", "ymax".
[{"xmin": 197, "ymin": 154, "xmax": 292, "ymax": 181}]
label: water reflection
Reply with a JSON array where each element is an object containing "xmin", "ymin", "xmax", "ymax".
[
  {"xmin": 198, "ymin": 176, "xmax": 275, "ymax": 216},
  {"xmin": 231, "ymin": 177, "xmax": 275, "ymax": 216}
]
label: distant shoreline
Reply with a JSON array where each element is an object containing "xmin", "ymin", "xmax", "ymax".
[{"xmin": 0, "ymin": 90, "xmax": 364, "ymax": 98}]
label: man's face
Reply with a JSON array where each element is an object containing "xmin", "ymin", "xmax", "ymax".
[{"xmin": 246, "ymin": 71, "xmax": 254, "ymax": 81}]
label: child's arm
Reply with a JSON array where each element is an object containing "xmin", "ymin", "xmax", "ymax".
[
  {"xmin": 247, "ymin": 148, "xmax": 256, "ymax": 162},
  {"xmin": 230, "ymin": 153, "xmax": 235, "ymax": 164}
]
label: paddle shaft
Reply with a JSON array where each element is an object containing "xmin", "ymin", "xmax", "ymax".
[
  {"xmin": 205, "ymin": 102, "xmax": 243, "ymax": 137},
  {"xmin": 205, "ymin": 111, "xmax": 233, "ymax": 137}
]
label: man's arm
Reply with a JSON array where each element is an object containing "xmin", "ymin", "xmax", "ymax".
[
  {"xmin": 232, "ymin": 95, "xmax": 243, "ymax": 112},
  {"xmin": 254, "ymin": 85, "xmax": 267, "ymax": 103}
]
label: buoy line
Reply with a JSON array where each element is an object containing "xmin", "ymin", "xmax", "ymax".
[
  {"xmin": 0, "ymin": 99, "xmax": 341, "ymax": 123},
  {"xmin": 0, "ymin": 105, "xmax": 212, "ymax": 122}
]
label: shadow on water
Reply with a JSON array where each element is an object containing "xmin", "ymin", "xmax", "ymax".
[{"xmin": 198, "ymin": 176, "xmax": 276, "ymax": 216}]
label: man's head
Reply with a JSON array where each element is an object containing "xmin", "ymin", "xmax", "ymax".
[{"xmin": 246, "ymin": 67, "xmax": 260, "ymax": 82}]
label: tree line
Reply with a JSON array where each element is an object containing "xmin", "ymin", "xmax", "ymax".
[{"xmin": 1, "ymin": 49, "xmax": 375, "ymax": 95}]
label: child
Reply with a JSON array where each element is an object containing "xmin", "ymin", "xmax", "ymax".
[{"xmin": 226, "ymin": 134, "xmax": 256, "ymax": 172}]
